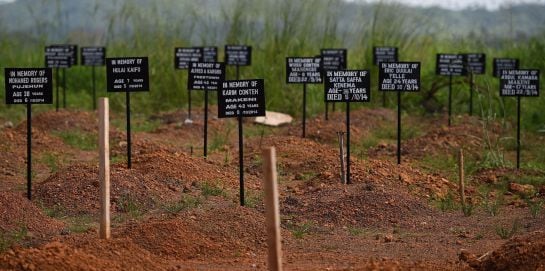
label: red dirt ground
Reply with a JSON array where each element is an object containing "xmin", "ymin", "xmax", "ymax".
[{"xmin": 1, "ymin": 108, "xmax": 544, "ymax": 270}]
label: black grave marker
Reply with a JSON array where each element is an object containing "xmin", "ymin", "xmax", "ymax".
[
  {"xmin": 373, "ymin": 47, "xmax": 399, "ymax": 107},
  {"xmin": 188, "ymin": 62, "xmax": 226, "ymax": 157},
  {"xmin": 500, "ymin": 69, "xmax": 540, "ymax": 169},
  {"xmin": 106, "ymin": 57, "xmax": 149, "ymax": 169},
  {"xmin": 321, "ymin": 48, "xmax": 347, "ymax": 120},
  {"xmin": 225, "ymin": 45, "xmax": 251, "ymax": 81},
  {"xmin": 81, "ymin": 47, "xmax": 106, "ymax": 110},
  {"xmin": 493, "ymin": 58, "xmax": 519, "ymax": 78},
  {"xmin": 286, "ymin": 57, "xmax": 322, "ymax": 138},
  {"xmin": 463, "ymin": 53, "xmax": 486, "ymax": 115},
  {"xmin": 379, "ymin": 62, "xmax": 421, "ymax": 164},
  {"xmin": 4, "ymin": 68, "xmax": 53, "ymax": 200},
  {"xmin": 218, "ymin": 79, "xmax": 266, "ymax": 206},
  {"xmin": 436, "ymin": 54, "xmax": 466, "ymax": 126},
  {"xmin": 45, "ymin": 45, "xmax": 75, "ymax": 111},
  {"xmin": 174, "ymin": 46, "xmax": 218, "ymax": 121},
  {"xmin": 324, "ymin": 70, "xmax": 371, "ymax": 184}
]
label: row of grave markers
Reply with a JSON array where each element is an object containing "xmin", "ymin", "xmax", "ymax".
[
  {"xmin": 3, "ymin": 44, "xmax": 540, "ymax": 202},
  {"xmin": 45, "ymin": 45, "xmax": 106, "ymax": 111},
  {"xmin": 6, "ymin": 44, "xmax": 265, "ymax": 206}
]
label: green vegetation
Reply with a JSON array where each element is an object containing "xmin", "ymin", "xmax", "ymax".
[
  {"xmin": 200, "ymin": 181, "xmax": 227, "ymax": 198},
  {"xmin": 0, "ymin": 0, "xmax": 543, "ymax": 135},
  {"xmin": 67, "ymin": 215, "xmax": 95, "ymax": 234},
  {"xmin": 435, "ymin": 193, "xmax": 458, "ymax": 212},
  {"xmin": 163, "ymin": 195, "xmax": 202, "ymax": 214},
  {"xmin": 495, "ymin": 220, "xmax": 520, "ymax": 239},
  {"xmin": 209, "ymin": 122, "xmax": 235, "ymax": 153},
  {"xmin": 0, "ymin": 226, "xmax": 28, "ymax": 252},
  {"xmin": 39, "ymin": 152, "xmax": 61, "ymax": 173},
  {"xmin": 288, "ymin": 221, "xmax": 314, "ymax": 239},
  {"xmin": 478, "ymin": 187, "xmax": 503, "ymax": 216},
  {"xmin": 117, "ymin": 194, "xmax": 144, "ymax": 218},
  {"xmin": 54, "ymin": 130, "xmax": 97, "ymax": 151},
  {"xmin": 244, "ymin": 190, "xmax": 263, "ymax": 208},
  {"xmin": 527, "ymin": 199, "xmax": 543, "ymax": 219},
  {"xmin": 41, "ymin": 203, "xmax": 66, "ymax": 219}
]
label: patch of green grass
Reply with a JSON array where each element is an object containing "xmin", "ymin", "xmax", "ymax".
[
  {"xmin": 250, "ymin": 154, "xmax": 263, "ymax": 169},
  {"xmin": 200, "ymin": 181, "xmax": 227, "ymax": 198},
  {"xmin": 479, "ymin": 150, "xmax": 509, "ymax": 169},
  {"xmin": 462, "ymin": 202, "xmax": 476, "ymax": 217},
  {"xmin": 299, "ymin": 172, "xmax": 318, "ymax": 183},
  {"xmin": 418, "ymin": 153, "xmax": 457, "ymax": 180},
  {"xmin": 67, "ymin": 215, "xmax": 95, "ymax": 234},
  {"xmin": 244, "ymin": 191, "xmax": 263, "ymax": 208},
  {"xmin": 434, "ymin": 193, "xmax": 458, "ymax": 212},
  {"xmin": 348, "ymin": 226, "xmax": 366, "ymax": 236},
  {"xmin": 55, "ymin": 129, "xmax": 97, "ymax": 151},
  {"xmin": 244, "ymin": 124, "xmax": 274, "ymax": 139},
  {"xmin": 132, "ymin": 118, "xmax": 161, "ymax": 132},
  {"xmin": 117, "ymin": 194, "xmax": 144, "ymax": 218},
  {"xmin": 0, "ymin": 226, "xmax": 28, "ymax": 252},
  {"xmin": 209, "ymin": 132, "xmax": 230, "ymax": 153},
  {"xmin": 527, "ymin": 199, "xmax": 543, "ymax": 219},
  {"xmin": 290, "ymin": 222, "xmax": 314, "ymax": 239},
  {"xmin": 42, "ymin": 203, "xmax": 66, "ymax": 219},
  {"xmin": 163, "ymin": 195, "xmax": 202, "ymax": 214},
  {"xmin": 110, "ymin": 155, "xmax": 126, "ymax": 165},
  {"xmin": 39, "ymin": 152, "xmax": 61, "ymax": 173},
  {"xmin": 357, "ymin": 135, "xmax": 380, "ymax": 150},
  {"xmin": 479, "ymin": 187, "xmax": 503, "ymax": 217},
  {"xmin": 374, "ymin": 124, "xmax": 423, "ymax": 141},
  {"xmin": 517, "ymin": 175, "xmax": 545, "ymax": 187},
  {"xmin": 495, "ymin": 220, "xmax": 520, "ymax": 239}
]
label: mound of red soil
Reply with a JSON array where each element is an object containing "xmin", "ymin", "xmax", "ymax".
[
  {"xmin": 282, "ymin": 182, "xmax": 436, "ymax": 228},
  {"xmin": 466, "ymin": 231, "xmax": 545, "ymax": 271},
  {"xmin": 0, "ymin": 201, "xmax": 269, "ymax": 270},
  {"xmin": 472, "ymin": 167, "xmax": 544, "ymax": 186},
  {"xmin": 0, "ymin": 127, "xmax": 68, "ymax": 183},
  {"xmin": 120, "ymin": 201, "xmax": 268, "ymax": 260},
  {"xmin": 243, "ymin": 136, "xmax": 454, "ymax": 199},
  {"xmin": 29, "ymin": 110, "xmax": 98, "ymax": 133},
  {"xmin": 35, "ymin": 148, "xmax": 258, "ymax": 215},
  {"xmin": 369, "ymin": 116, "xmax": 501, "ymax": 160},
  {"xmin": 0, "ymin": 237, "xmax": 169, "ymax": 271},
  {"xmin": 0, "ymin": 192, "xmax": 64, "ymax": 237},
  {"xmin": 286, "ymin": 108, "xmax": 395, "ymax": 143}
]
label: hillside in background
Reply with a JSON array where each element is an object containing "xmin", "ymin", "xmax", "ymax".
[{"xmin": 1, "ymin": 0, "xmax": 544, "ymax": 46}]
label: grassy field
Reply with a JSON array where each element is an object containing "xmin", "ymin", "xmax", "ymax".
[{"xmin": 0, "ymin": 0, "xmax": 544, "ymax": 133}]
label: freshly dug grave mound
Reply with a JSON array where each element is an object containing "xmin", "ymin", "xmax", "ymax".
[
  {"xmin": 282, "ymin": 182, "xmax": 437, "ymax": 229},
  {"xmin": 0, "ymin": 126, "xmax": 69, "ymax": 182},
  {"xmin": 472, "ymin": 167, "xmax": 544, "ymax": 187},
  {"xmin": 243, "ymin": 136, "xmax": 455, "ymax": 199},
  {"xmin": 30, "ymin": 110, "xmax": 98, "ymax": 133},
  {"xmin": 0, "ymin": 201, "xmax": 269, "ymax": 270},
  {"xmin": 0, "ymin": 238, "xmax": 168, "ymax": 271},
  {"xmin": 120, "ymin": 200, "xmax": 269, "ymax": 260},
  {"xmin": 288, "ymin": 256, "xmax": 459, "ymax": 271},
  {"xmin": 464, "ymin": 231, "xmax": 545, "ymax": 271},
  {"xmin": 285, "ymin": 108, "xmax": 395, "ymax": 143},
  {"xmin": 0, "ymin": 192, "xmax": 64, "ymax": 237},
  {"xmin": 369, "ymin": 116, "xmax": 501, "ymax": 160},
  {"xmin": 35, "ymin": 148, "xmax": 259, "ymax": 215}
]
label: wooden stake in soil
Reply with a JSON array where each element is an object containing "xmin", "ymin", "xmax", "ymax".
[
  {"xmin": 262, "ymin": 147, "xmax": 283, "ymax": 271},
  {"xmin": 99, "ymin": 97, "xmax": 111, "ymax": 239},
  {"xmin": 337, "ymin": 132, "xmax": 346, "ymax": 184},
  {"xmin": 458, "ymin": 148, "xmax": 466, "ymax": 209}
]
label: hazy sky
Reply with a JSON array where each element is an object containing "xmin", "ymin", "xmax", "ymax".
[{"xmin": 0, "ymin": 0, "xmax": 544, "ymax": 10}]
